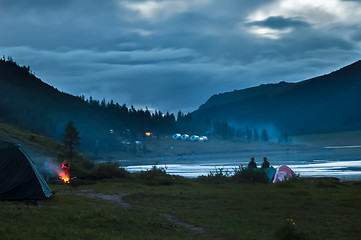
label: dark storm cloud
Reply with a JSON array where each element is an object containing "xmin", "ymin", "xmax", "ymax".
[
  {"xmin": 246, "ymin": 16, "xmax": 311, "ymax": 30},
  {"xmin": 1, "ymin": 0, "xmax": 361, "ymax": 113}
]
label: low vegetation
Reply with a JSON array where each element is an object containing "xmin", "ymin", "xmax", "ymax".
[
  {"xmin": 2, "ymin": 122, "xmax": 361, "ymax": 239},
  {"xmin": 2, "ymin": 162, "xmax": 361, "ymax": 240},
  {"xmin": 122, "ymin": 177, "xmax": 361, "ymax": 240},
  {"xmin": 197, "ymin": 166, "xmax": 270, "ymax": 184},
  {"xmin": 0, "ymin": 187, "xmax": 201, "ymax": 240}
]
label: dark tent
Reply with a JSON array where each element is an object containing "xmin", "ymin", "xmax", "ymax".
[{"xmin": 0, "ymin": 141, "xmax": 53, "ymax": 200}]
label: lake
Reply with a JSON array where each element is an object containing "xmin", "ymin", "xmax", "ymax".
[{"xmin": 118, "ymin": 146, "xmax": 361, "ymax": 181}]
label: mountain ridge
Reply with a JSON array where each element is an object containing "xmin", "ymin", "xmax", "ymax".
[{"xmin": 193, "ymin": 60, "xmax": 361, "ymax": 135}]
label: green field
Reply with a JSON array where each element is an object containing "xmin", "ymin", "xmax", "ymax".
[
  {"xmin": 1, "ymin": 177, "xmax": 361, "ymax": 240},
  {"xmin": 2, "ymin": 123, "xmax": 361, "ymax": 239}
]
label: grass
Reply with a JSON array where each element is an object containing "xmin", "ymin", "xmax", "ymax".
[
  {"xmin": 2, "ymin": 122, "xmax": 361, "ymax": 239},
  {"xmin": 0, "ymin": 185, "xmax": 202, "ymax": 240},
  {"xmin": 1, "ymin": 177, "xmax": 361, "ymax": 239},
  {"xmin": 87, "ymin": 178, "xmax": 361, "ymax": 240},
  {"xmin": 0, "ymin": 122, "xmax": 64, "ymax": 158},
  {"xmin": 0, "ymin": 122, "xmax": 93, "ymax": 170}
]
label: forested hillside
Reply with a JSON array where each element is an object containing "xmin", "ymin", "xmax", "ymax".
[
  {"xmin": 193, "ymin": 60, "xmax": 361, "ymax": 135},
  {"xmin": 0, "ymin": 58, "xmax": 207, "ymax": 152}
]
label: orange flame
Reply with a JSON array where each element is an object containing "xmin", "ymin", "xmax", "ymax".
[
  {"xmin": 58, "ymin": 171, "xmax": 70, "ymax": 183},
  {"xmin": 58, "ymin": 161, "xmax": 71, "ymax": 183}
]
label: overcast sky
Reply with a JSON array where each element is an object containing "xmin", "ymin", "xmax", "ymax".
[{"xmin": 1, "ymin": 0, "xmax": 361, "ymax": 113}]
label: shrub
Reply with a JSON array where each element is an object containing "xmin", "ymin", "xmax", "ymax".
[
  {"xmin": 197, "ymin": 168, "xmax": 231, "ymax": 184},
  {"xmin": 197, "ymin": 166, "xmax": 270, "ymax": 184},
  {"xmin": 314, "ymin": 178, "xmax": 340, "ymax": 188},
  {"xmin": 137, "ymin": 165, "xmax": 175, "ymax": 185},
  {"xmin": 138, "ymin": 165, "xmax": 168, "ymax": 180},
  {"xmin": 59, "ymin": 152, "xmax": 96, "ymax": 179},
  {"xmin": 90, "ymin": 162, "xmax": 133, "ymax": 180},
  {"xmin": 232, "ymin": 166, "xmax": 269, "ymax": 183},
  {"xmin": 273, "ymin": 219, "xmax": 310, "ymax": 240}
]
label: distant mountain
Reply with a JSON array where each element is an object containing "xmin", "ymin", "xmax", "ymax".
[{"xmin": 192, "ymin": 60, "xmax": 361, "ymax": 135}]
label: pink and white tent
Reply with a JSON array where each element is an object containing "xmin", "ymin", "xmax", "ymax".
[{"xmin": 272, "ymin": 165, "xmax": 296, "ymax": 183}]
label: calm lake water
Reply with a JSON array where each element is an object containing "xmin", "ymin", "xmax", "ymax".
[{"xmin": 119, "ymin": 146, "xmax": 361, "ymax": 181}]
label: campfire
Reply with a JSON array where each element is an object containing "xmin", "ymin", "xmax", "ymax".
[{"xmin": 58, "ymin": 160, "xmax": 71, "ymax": 183}]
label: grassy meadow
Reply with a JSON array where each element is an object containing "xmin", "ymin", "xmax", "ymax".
[
  {"xmin": 2, "ymin": 123, "xmax": 361, "ymax": 239},
  {"xmin": 0, "ymin": 183, "xmax": 201, "ymax": 240},
  {"xmin": 90, "ymin": 178, "xmax": 361, "ymax": 240},
  {"xmin": 1, "ymin": 176, "xmax": 361, "ymax": 240}
]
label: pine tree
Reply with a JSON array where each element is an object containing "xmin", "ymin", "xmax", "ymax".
[
  {"xmin": 261, "ymin": 129, "xmax": 269, "ymax": 142},
  {"xmin": 253, "ymin": 128, "xmax": 259, "ymax": 141},
  {"xmin": 177, "ymin": 110, "xmax": 184, "ymax": 121},
  {"xmin": 62, "ymin": 121, "xmax": 80, "ymax": 154},
  {"xmin": 278, "ymin": 131, "xmax": 289, "ymax": 143},
  {"xmin": 246, "ymin": 127, "xmax": 252, "ymax": 142}
]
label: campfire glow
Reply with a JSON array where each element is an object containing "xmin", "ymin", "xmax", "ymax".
[
  {"xmin": 58, "ymin": 171, "xmax": 70, "ymax": 183},
  {"xmin": 58, "ymin": 160, "xmax": 71, "ymax": 183}
]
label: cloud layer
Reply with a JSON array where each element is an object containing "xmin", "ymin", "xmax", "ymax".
[{"xmin": 1, "ymin": 0, "xmax": 361, "ymax": 113}]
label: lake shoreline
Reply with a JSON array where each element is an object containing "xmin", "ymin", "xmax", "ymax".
[{"xmin": 112, "ymin": 148, "xmax": 361, "ymax": 181}]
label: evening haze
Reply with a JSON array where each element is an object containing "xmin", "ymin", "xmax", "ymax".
[{"xmin": 1, "ymin": 0, "xmax": 361, "ymax": 113}]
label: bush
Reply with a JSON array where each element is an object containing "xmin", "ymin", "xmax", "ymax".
[
  {"xmin": 137, "ymin": 165, "xmax": 175, "ymax": 185},
  {"xmin": 137, "ymin": 165, "xmax": 168, "ymax": 180},
  {"xmin": 60, "ymin": 152, "xmax": 96, "ymax": 179},
  {"xmin": 197, "ymin": 166, "xmax": 270, "ymax": 184},
  {"xmin": 232, "ymin": 166, "xmax": 269, "ymax": 183},
  {"xmin": 313, "ymin": 177, "xmax": 340, "ymax": 188},
  {"xmin": 90, "ymin": 162, "xmax": 133, "ymax": 180},
  {"xmin": 197, "ymin": 168, "xmax": 231, "ymax": 184},
  {"xmin": 273, "ymin": 219, "xmax": 310, "ymax": 240}
]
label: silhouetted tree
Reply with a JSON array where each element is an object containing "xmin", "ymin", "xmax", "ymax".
[
  {"xmin": 246, "ymin": 127, "xmax": 252, "ymax": 142},
  {"xmin": 261, "ymin": 129, "xmax": 269, "ymax": 142},
  {"xmin": 253, "ymin": 128, "xmax": 259, "ymax": 141},
  {"xmin": 62, "ymin": 121, "xmax": 80, "ymax": 154},
  {"xmin": 177, "ymin": 110, "xmax": 184, "ymax": 121},
  {"xmin": 279, "ymin": 131, "xmax": 290, "ymax": 143}
]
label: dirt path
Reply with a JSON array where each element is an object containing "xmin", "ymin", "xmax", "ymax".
[
  {"xmin": 76, "ymin": 190, "xmax": 132, "ymax": 209},
  {"xmin": 159, "ymin": 212, "xmax": 208, "ymax": 233},
  {"xmin": 76, "ymin": 191, "xmax": 226, "ymax": 239}
]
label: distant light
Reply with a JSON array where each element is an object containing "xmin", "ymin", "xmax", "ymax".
[
  {"xmin": 110, "ymin": 129, "xmax": 115, "ymax": 134},
  {"xmin": 145, "ymin": 132, "xmax": 152, "ymax": 137},
  {"xmin": 172, "ymin": 133, "xmax": 181, "ymax": 140},
  {"xmin": 181, "ymin": 134, "xmax": 189, "ymax": 140},
  {"xmin": 190, "ymin": 135, "xmax": 199, "ymax": 141},
  {"xmin": 199, "ymin": 136, "xmax": 208, "ymax": 142}
]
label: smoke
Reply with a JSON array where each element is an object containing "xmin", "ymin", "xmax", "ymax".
[
  {"xmin": 42, "ymin": 158, "xmax": 61, "ymax": 182},
  {"xmin": 229, "ymin": 121, "xmax": 280, "ymax": 139}
]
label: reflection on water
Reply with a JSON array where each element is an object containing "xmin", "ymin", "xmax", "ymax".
[
  {"xmin": 120, "ymin": 147, "xmax": 361, "ymax": 180},
  {"xmin": 323, "ymin": 145, "xmax": 361, "ymax": 149}
]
